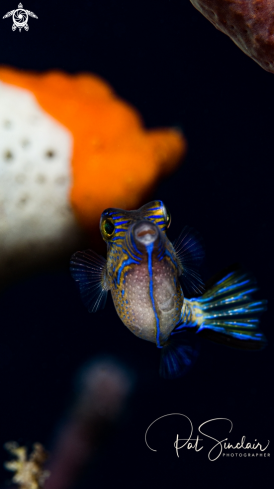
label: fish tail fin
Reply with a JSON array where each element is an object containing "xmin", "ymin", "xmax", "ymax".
[
  {"xmin": 190, "ymin": 270, "xmax": 267, "ymax": 350},
  {"xmin": 159, "ymin": 333, "xmax": 200, "ymax": 379}
]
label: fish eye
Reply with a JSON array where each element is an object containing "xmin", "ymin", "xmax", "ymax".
[
  {"xmin": 162, "ymin": 204, "xmax": 171, "ymax": 229},
  {"xmin": 102, "ymin": 218, "xmax": 115, "ymax": 240}
]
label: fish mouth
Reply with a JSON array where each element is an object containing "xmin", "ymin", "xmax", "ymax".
[
  {"xmin": 137, "ymin": 229, "xmax": 156, "ymax": 237},
  {"xmin": 133, "ymin": 221, "xmax": 159, "ymax": 247}
]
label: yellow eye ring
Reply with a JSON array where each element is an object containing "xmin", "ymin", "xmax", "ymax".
[
  {"xmin": 101, "ymin": 218, "xmax": 115, "ymax": 240},
  {"xmin": 165, "ymin": 207, "xmax": 171, "ymax": 229},
  {"xmin": 162, "ymin": 204, "xmax": 171, "ymax": 229}
]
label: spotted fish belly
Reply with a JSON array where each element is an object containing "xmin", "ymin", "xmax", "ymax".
[{"xmin": 111, "ymin": 258, "xmax": 183, "ymax": 344}]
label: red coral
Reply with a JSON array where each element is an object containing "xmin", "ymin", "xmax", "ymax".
[{"xmin": 190, "ymin": 0, "xmax": 274, "ymax": 73}]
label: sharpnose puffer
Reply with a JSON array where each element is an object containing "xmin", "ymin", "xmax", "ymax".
[{"xmin": 70, "ymin": 200, "xmax": 267, "ymax": 378}]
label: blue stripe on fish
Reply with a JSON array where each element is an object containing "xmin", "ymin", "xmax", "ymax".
[
  {"xmin": 129, "ymin": 234, "xmax": 143, "ymax": 260},
  {"xmin": 147, "ymin": 243, "xmax": 161, "ymax": 349},
  {"xmin": 165, "ymin": 249, "xmax": 178, "ymax": 269},
  {"xmin": 115, "ymin": 227, "xmax": 131, "ymax": 232},
  {"xmin": 117, "ymin": 257, "xmax": 138, "ymax": 285},
  {"xmin": 111, "ymin": 215, "xmax": 125, "ymax": 218}
]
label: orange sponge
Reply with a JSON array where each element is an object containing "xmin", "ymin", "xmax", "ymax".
[{"xmin": 0, "ymin": 67, "xmax": 187, "ymax": 231}]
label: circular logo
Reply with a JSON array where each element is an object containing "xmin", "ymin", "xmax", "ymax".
[{"xmin": 12, "ymin": 9, "xmax": 28, "ymax": 28}]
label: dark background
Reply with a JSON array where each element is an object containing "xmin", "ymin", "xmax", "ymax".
[{"xmin": 0, "ymin": 0, "xmax": 272, "ymax": 487}]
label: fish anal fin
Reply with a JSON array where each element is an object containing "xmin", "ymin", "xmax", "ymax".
[{"xmin": 159, "ymin": 333, "xmax": 200, "ymax": 379}]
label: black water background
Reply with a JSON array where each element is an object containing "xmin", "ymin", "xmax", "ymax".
[{"xmin": 0, "ymin": 0, "xmax": 272, "ymax": 487}]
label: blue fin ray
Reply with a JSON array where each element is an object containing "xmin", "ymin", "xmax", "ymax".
[
  {"xmin": 193, "ymin": 270, "xmax": 267, "ymax": 350},
  {"xmin": 202, "ymin": 300, "xmax": 267, "ymax": 318},
  {"xmin": 198, "ymin": 290, "xmax": 258, "ymax": 309},
  {"xmin": 200, "ymin": 272, "xmax": 256, "ymax": 301},
  {"xmin": 197, "ymin": 322, "xmax": 267, "ymax": 349},
  {"xmin": 70, "ymin": 249, "xmax": 109, "ymax": 313}
]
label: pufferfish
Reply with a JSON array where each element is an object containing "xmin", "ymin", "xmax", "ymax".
[{"xmin": 70, "ymin": 200, "xmax": 267, "ymax": 378}]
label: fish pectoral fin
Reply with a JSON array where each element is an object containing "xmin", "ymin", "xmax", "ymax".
[
  {"xmin": 172, "ymin": 226, "xmax": 205, "ymax": 295},
  {"xmin": 70, "ymin": 249, "xmax": 109, "ymax": 313}
]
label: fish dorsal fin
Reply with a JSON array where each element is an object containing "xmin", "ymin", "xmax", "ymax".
[
  {"xmin": 173, "ymin": 226, "xmax": 205, "ymax": 295},
  {"xmin": 70, "ymin": 249, "xmax": 109, "ymax": 313}
]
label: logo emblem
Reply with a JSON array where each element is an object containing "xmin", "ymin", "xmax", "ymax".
[{"xmin": 3, "ymin": 3, "xmax": 38, "ymax": 32}]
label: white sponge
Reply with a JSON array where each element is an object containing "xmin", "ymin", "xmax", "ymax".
[{"xmin": 0, "ymin": 81, "xmax": 86, "ymax": 286}]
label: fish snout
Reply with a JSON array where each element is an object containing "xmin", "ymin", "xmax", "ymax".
[{"xmin": 133, "ymin": 221, "xmax": 160, "ymax": 249}]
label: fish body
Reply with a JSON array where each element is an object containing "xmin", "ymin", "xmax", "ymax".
[
  {"xmin": 105, "ymin": 212, "xmax": 184, "ymax": 345},
  {"xmin": 70, "ymin": 200, "xmax": 267, "ymax": 378}
]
